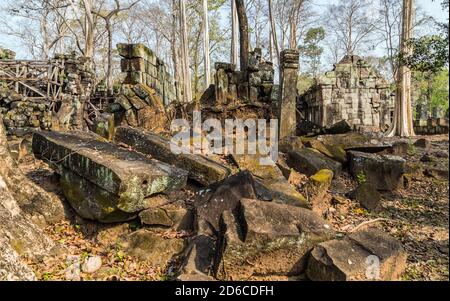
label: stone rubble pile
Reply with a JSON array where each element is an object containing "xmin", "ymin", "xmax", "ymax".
[
  {"xmin": 201, "ymin": 48, "xmax": 276, "ymax": 120},
  {"xmin": 0, "ymin": 51, "xmax": 94, "ymax": 136}
]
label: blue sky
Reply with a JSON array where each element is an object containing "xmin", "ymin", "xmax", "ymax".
[{"xmin": 0, "ymin": 0, "xmax": 448, "ymax": 59}]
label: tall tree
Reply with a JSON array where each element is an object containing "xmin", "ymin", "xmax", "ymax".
[
  {"xmin": 93, "ymin": 0, "xmax": 139, "ymax": 94},
  {"xmin": 298, "ymin": 27, "xmax": 326, "ymax": 76},
  {"xmin": 386, "ymin": 0, "xmax": 415, "ymax": 137},
  {"xmin": 179, "ymin": 0, "xmax": 192, "ymax": 103},
  {"xmin": 235, "ymin": 0, "xmax": 249, "ymax": 71},
  {"xmin": 326, "ymin": 0, "xmax": 380, "ymax": 57},
  {"xmin": 231, "ymin": 0, "xmax": 239, "ymax": 66},
  {"xmin": 268, "ymin": 0, "xmax": 280, "ymax": 62},
  {"xmin": 202, "ymin": 0, "xmax": 211, "ymax": 87}
]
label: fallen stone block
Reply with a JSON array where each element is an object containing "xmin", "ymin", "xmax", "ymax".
[
  {"xmin": 312, "ymin": 133, "xmax": 392, "ymax": 153},
  {"xmin": 32, "ymin": 131, "xmax": 188, "ymax": 220},
  {"xmin": 350, "ymin": 183, "xmax": 382, "ymax": 212},
  {"xmin": 348, "ymin": 151, "xmax": 406, "ymax": 191},
  {"xmin": 307, "ymin": 228, "xmax": 407, "ymax": 281},
  {"xmin": 306, "ymin": 169, "xmax": 334, "ymax": 215},
  {"xmin": 414, "ymin": 138, "xmax": 431, "ymax": 151},
  {"xmin": 215, "ymin": 199, "xmax": 335, "ymax": 280},
  {"xmin": 305, "ymin": 139, "xmax": 347, "ymax": 163},
  {"xmin": 231, "ymin": 153, "xmax": 307, "ymax": 206},
  {"xmin": 287, "ymin": 148, "xmax": 342, "ymax": 177},
  {"xmin": 180, "ymin": 235, "xmax": 216, "ymax": 276},
  {"xmin": 139, "ymin": 205, "xmax": 194, "ymax": 231},
  {"xmin": 121, "ymin": 229, "xmax": 186, "ymax": 267},
  {"xmin": 278, "ymin": 135, "xmax": 304, "ymax": 153},
  {"xmin": 324, "ymin": 120, "xmax": 352, "ymax": 135},
  {"xmin": 114, "ymin": 126, "xmax": 230, "ymax": 186}
]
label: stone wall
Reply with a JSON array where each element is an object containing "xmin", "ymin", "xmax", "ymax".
[
  {"xmin": 117, "ymin": 43, "xmax": 176, "ymax": 105},
  {"xmin": 414, "ymin": 118, "xmax": 449, "ymax": 135},
  {"xmin": 214, "ymin": 48, "xmax": 275, "ymax": 105},
  {"xmin": 200, "ymin": 48, "xmax": 276, "ymax": 120},
  {"xmin": 0, "ymin": 50, "xmax": 93, "ymax": 136},
  {"xmin": 298, "ymin": 55, "xmax": 395, "ymax": 132}
]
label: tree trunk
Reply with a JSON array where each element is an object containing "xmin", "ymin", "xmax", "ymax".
[
  {"xmin": 179, "ymin": 0, "xmax": 192, "ymax": 103},
  {"xmin": 231, "ymin": 0, "xmax": 239, "ymax": 67},
  {"xmin": 172, "ymin": 0, "xmax": 182, "ymax": 103},
  {"xmin": 106, "ymin": 19, "xmax": 113, "ymax": 95},
  {"xmin": 386, "ymin": 0, "xmax": 415, "ymax": 137},
  {"xmin": 202, "ymin": 0, "xmax": 211, "ymax": 88},
  {"xmin": 235, "ymin": 0, "xmax": 249, "ymax": 72},
  {"xmin": 82, "ymin": 0, "xmax": 95, "ymax": 59},
  {"xmin": 268, "ymin": 0, "xmax": 280, "ymax": 61}
]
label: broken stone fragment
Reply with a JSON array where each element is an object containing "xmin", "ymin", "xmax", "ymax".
[
  {"xmin": 305, "ymin": 139, "xmax": 347, "ymax": 163},
  {"xmin": 278, "ymin": 135, "xmax": 304, "ymax": 153},
  {"xmin": 121, "ymin": 229, "xmax": 186, "ymax": 267},
  {"xmin": 414, "ymin": 138, "xmax": 431, "ymax": 151},
  {"xmin": 32, "ymin": 131, "xmax": 188, "ymax": 219},
  {"xmin": 307, "ymin": 228, "xmax": 407, "ymax": 281},
  {"xmin": 114, "ymin": 126, "xmax": 230, "ymax": 186},
  {"xmin": 324, "ymin": 120, "xmax": 352, "ymax": 135},
  {"xmin": 348, "ymin": 151, "xmax": 406, "ymax": 191},
  {"xmin": 180, "ymin": 235, "xmax": 217, "ymax": 276},
  {"xmin": 231, "ymin": 153, "xmax": 308, "ymax": 207},
  {"xmin": 313, "ymin": 133, "xmax": 391, "ymax": 153},
  {"xmin": 351, "ymin": 182, "xmax": 382, "ymax": 212},
  {"xmin": 215, "ymin": 198, "xmax": 335, "ymax": 280},
  {"xmin": 306, "ymin": 169, "xmax": 334, "ymax": 215},
  {"xmin": 139, "ymin": 206, "xmax": 194, "ymax": 231},
  {"xmin": 194, "ymin": 171, "xmax": 265, "ymax": 235},
  {"xmin": 287, "ymin": 148, "xmax": 342, "ymax": 177}
]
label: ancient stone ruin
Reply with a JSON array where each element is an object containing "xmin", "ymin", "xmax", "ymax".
[
  {"xmin": 298, "ymin": 55, "xmax": 395, "ymax": 133},
  {"xmin": 1, "ymin": 42, "xmax": 448, "ymax": 282},
  {"xmin": 0, "ymin": 49, "xmax": 94, "ymax": 136}
]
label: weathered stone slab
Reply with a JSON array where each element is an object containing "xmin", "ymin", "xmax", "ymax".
[
  {"xmin": 114, "ymin": 126, "xmax": 230, "ymax": 186},
  {"xmin": 215, "ymin": 198, "xmax": 335, "ymax": 280},
  {"xmin": 32, "ymin": 131, "xmax": 188, "ymax": 214},
  {"xmin": 348, "ymin": 151, "xmax": 406, "ymax": 191},
  {"xmin": 312, "ymin": 133, "xmax": 392, "ymax": 153},
  {"xmin": 231, "ymin": 154, "xmax": 307, "ymax": 207},
  {"xmin": 287, "ymin": 148, "xmax": 342, "ymax": 177},
  {"xmin": 307, "ymin": 228, "xmax": 407, "ymax": 281}
]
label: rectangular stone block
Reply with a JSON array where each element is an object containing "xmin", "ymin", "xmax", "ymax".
[
  {"xmin": 121, "ymin": 58, "xmax": 146, "ymax": 72},
  {"xmin": 32, "ymin": 131, "xmax": 188, "ymax": 213},
  {"xmin": 114, "ymin": 126, "xmax": 231, "ymax": 186}
]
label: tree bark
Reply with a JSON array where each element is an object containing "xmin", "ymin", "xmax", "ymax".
[
  {"xmin": 268, "ymin": 0, "xmax": 280, "ymax": 62},
  {"xmin": 231, "ymin": 0, "xmax": 239, "ymax": 67},
  {"xmin": 179, "ymin": 0, "xmax": 192, "ymax": 103},
  {"xmin": 235, "ymin": 0, "xmax": 249, "ymax": 72},
  {"xmin": 172, "ymin": 0, "xmax": 182, "ymax": 103},
  {"xmin": 386, "ymin": 0, "xmax": 415, "ymax": 137},
  {"xmin": 202, "ymin": 0, "xmax": 211, "ymax": 88}
]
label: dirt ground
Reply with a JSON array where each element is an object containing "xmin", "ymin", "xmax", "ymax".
[{"xmin": 14, "ymin": 134, "xmax": 449, "ymax": 281}]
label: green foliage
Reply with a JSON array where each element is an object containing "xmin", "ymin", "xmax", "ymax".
[
  {"xmin": 430, "ymin": 69, "xmax": 449, "ymax": 112},
  {"xmin": 298, "ymin": 27, "xmax": 326, "ymax": 76},
  {"xmin": 400, "ymin": 35, "xmax": 449, "ymax": 74},
  {"xmin": 356, "ymin": 171, "xmax": 367, "ymax": 185},
  {"xmin": 412, "ymin": 69, "xmax": 449, "ymax": 115}
]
